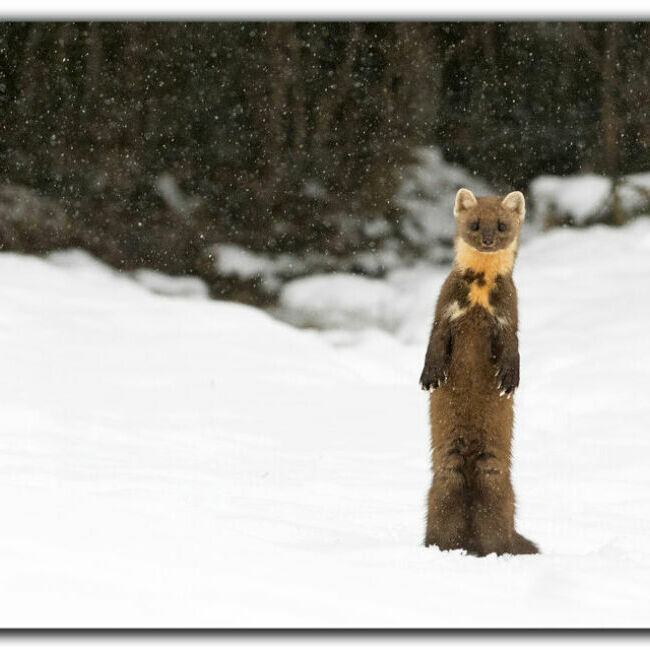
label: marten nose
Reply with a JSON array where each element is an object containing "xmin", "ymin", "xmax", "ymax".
[{"xmin": 482, "ymin": 233, "xmax": 495, "ymax": 246}]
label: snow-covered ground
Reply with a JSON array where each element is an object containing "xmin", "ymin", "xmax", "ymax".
[{"xmin": 1, "ymin": 218, "xmax": 650, "ymax": 628}]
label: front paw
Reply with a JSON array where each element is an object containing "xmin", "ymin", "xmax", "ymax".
[
  {"xmin": 495, "ymin": 354, "xmax": 519, "ymax": 395},
  {"xmin": 420, "ymin": 362, "xmax": 449, "ymax": 392}
]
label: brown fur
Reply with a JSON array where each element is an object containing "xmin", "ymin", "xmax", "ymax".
[{"xmin": 420, "ymin": 189, "xmax": 538, "ymax": 556}]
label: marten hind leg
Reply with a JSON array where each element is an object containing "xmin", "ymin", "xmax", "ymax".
[
  {"xmin": 467, "ymin": 453, "xmax": 515, "ymax": 556},
  {"xmin": 424, "ymin": 449, "xmax": 469, "ymax": 550}
]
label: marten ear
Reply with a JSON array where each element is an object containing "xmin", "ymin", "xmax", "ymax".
[
  {"xmin": 502, "ymin": 191, "xmax": 525, "ymax": 221},
  {"xmin": 454, "ymin": 188, "xmax": 477, "ymax": 217}
]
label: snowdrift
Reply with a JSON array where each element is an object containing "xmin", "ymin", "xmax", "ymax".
[
  {"xmin": 1, "ymin": 219, "xmax": 650, "ymax": 627},
  {"xmin": 530, "ymin": 172, "xmax": 650, "ymax": 226}
]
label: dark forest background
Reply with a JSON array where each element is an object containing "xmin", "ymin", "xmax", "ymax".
[{"xmin": 0, "ymin": 22, "xmax": 649, "ymax": 302}]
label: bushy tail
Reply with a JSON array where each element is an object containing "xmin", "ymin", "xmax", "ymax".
[{"xmin": 510, "ymin": 532, "xmax": 539, "ymax": 555}]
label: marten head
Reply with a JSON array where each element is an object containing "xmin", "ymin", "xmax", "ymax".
[{"xmin": 454, "ymin": 189, "xmax": 525, "ymax": 253}]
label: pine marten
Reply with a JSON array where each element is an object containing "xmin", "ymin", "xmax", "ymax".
[{"xmin": 420, "ymin": 188, "xmax": 538, "ymax": 556}]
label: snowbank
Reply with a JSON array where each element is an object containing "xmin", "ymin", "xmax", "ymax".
[
  {"xmin": 618, "ymin": 171, "xmax": 650, "ymax": 213},
  {"xmin": 49, "ymin": 249, "xmax": 210, "ymax": 299},
  {"xmin": 277, "ymin": 272, "xmax": 409, "ymax": 332},
  {"xmin": 211, "ymin": 243, "xmax": 310, "ymax": 293},
  {"xmin": 278, "ymin": 263, "xmax": 446, "ymax": 339},
  {"xmin": 211, "ymin": 238, "xmax": 406, "ymax": 295},
  {"xmin": 1, "ymin": 219, "xmax": 650, "ymax": 627},
  {"xmin": 529, "ymin": 173, "xmax": 612, "ymax": 225},
  {"xmin": 530, "ymin": 171, "xmax": 650, "ymax": 226},
  {"xmin": 212, "ymin": 243, "xmax": 296, "ymax": 282},
  {"xmin": 131, "ymin": 269, "xmax": 209, "ymax": 299},
  {"xmin": 397, "ymin": 147, "xmax": 492, "ymax": 251}
]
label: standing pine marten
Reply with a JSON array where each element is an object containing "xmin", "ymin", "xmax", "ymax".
[{"xmin": 420, "ymin": 188, "xmax": 538, "ymax": 556}]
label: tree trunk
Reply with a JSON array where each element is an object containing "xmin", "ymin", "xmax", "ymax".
[{"xmin": 600, "ymin": 23, "xmax": 619, "ymax": 178}]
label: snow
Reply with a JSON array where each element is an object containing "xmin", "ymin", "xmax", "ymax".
[
  {"xmin": 618, "ymin": 171, "xmax": 650, "ymax": 213},
  {"xmin": 397, "ymin": 147, "xmax": 492, "ymax": 249},
  {"xmin": 131, "ymin": 269, "xmax": 209, "ymax": 300},
  {"xmin": 278, "ymin": 272, "xmax": 409, "ymax": 332},
  {"xmin": 529, "ymin": 173, "xmax": 613, "ymax": 225},
  {"xmin": 211, "ymin": 243, "xmax": 306, "ymax": 292},
  {"xmin": 49, "ymin": 249, "xmax": 210, "ymax": 299},
  {"xmin": 2, "ymin": 218, "xmax": 650, "ymax": 627},
  {"xmin": 213, "ymin": 242, "xmax": 276, "ymax": 279},
  {"xmin": 278, "ymin": 262, "xmax": 444, "ymax": 339},
  {"xmin": 154, "ymin": 172, "xmax": 201, "ymax": 215}
]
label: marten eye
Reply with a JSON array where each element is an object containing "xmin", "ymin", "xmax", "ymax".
[
  {"xmin": 497, "ymin": 222, "xmax": 507, "ymax": 232},
  {"xmin": 470, "ymin": 222, "xmax": 479, "ymax": 231}
]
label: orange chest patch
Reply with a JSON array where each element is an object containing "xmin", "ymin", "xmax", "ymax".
[
  {"xmin": 467, "ymin": 276, "xmax": 496, "ymax": 312},
  {"xmin": 454, "ymin": 238, "xmax": 517, "ymax": 315},
  {"xmin": 460, "ymin": 268, "xmax": 497, "ymax": 313}
]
